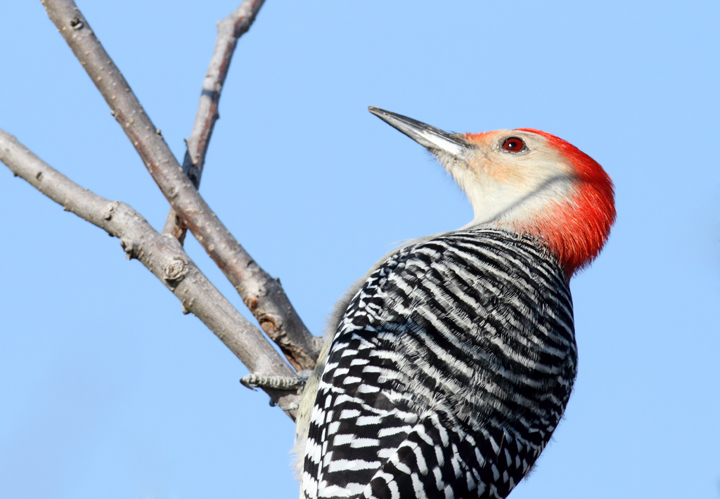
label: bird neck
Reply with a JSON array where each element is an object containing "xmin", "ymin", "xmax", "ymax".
[{"xmin": 506, "ymin": 183, "xmax": 615, "ymax": 278}]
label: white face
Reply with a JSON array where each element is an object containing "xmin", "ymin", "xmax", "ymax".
[
  {"xmin": 370, "ymin": 108, "xmax": 615, "ymax": 275},
  {"xmin": 440, "ymin": 130, "xmax": 577, "ymax": 227}
]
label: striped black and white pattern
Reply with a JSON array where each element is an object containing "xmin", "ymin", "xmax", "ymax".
[{"xmin": 302, "ymin": 227, "xmax": 576, "ymax": 499}]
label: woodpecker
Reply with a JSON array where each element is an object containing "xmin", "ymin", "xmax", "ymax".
[{"xmin": 293, "ymin": 107, "xmax": 615, "ymax": 499}]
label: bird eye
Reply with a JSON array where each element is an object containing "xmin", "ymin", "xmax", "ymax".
[{"xmin": 502, "ymin": 137, "xmax": 526, "ymax": 153}]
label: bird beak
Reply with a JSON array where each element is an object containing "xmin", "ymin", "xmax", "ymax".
[{"xmin": 368, "ymin": 107, "xmax": 469, "ymax": 161}]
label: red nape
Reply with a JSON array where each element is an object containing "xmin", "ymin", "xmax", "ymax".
[{"xmin": 517, "ymin": 129, "xmax": 616, "ymax": 277}]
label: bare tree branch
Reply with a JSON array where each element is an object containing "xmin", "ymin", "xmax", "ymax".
[
  {"xmin": 0, "ymin": 128, "xmax": 299, "ymax": 419},
  {"xmin": 41, "ymin": 0, "xmax": 321, "ymax": 371},
  {"xmin": 163, "ymin": 0, "xmax": 266, "ymax": 242}
]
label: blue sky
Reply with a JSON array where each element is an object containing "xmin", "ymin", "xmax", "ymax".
[{"xmin": 1, "ymin": 1, "xmax": 718, "ymax": 498}]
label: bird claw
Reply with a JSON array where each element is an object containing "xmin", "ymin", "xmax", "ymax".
[{"xmin": 239, "ymin": 375, "xmax": 259, "ymax": 391}]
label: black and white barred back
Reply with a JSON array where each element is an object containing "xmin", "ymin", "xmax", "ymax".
[{"xmin": 302, "ymin": 227, "xmax": 577, "ymax": 499}]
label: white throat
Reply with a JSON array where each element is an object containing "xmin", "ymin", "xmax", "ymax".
[{"xmin": 443, "ymin": 157, "xmax": 576, "ymax": 228}]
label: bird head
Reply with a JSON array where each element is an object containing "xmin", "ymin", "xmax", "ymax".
[{"xmin": 369, "ymin": 107, "xmax": 616, "ymax": 278}]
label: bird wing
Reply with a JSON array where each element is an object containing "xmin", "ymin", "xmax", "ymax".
[{"xmin": 302, "ymin": 228, "xmax": 575, "ymax": 499}]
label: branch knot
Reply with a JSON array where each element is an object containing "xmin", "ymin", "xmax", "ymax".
[
  {"xmin": 70, "ymin": 16, "xmax": 83, "ymax": 30},
  {"xmin": 103, "ymin": 202, "xmax": 116, "ymax": 221},
  {"xmin": 163, "ymin": 256, "xmax": 189, "ymax": 285}
]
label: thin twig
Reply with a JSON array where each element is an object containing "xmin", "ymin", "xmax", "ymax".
[
  {"xmin": 0, "ymin": 128, "xmax": 299, "ymax": 419},
  {"xmin": 41, "ymin": 0, "xmax": 322, "ymax": 371},
  {"xmin": 163, "ymin": 0, "xmax": 266, "ymax": 242}
]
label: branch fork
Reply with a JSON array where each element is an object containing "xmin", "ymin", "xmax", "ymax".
[{"xmin": 2, "ymin": 0, "xmax": 323, "ymax": 419}]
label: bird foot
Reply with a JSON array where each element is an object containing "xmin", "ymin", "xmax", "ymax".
[{"xmin": 240, "ymin": 370, "xmax": 312, "ymax": 394}]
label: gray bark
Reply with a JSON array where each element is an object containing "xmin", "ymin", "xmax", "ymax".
[
  {"xmin": 0, "ymin": 129, "xmax": 300, "ymax": 418},
  {"xmin": 41, "ymin": 0, "xmax": 321, "ymax": 371}
]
